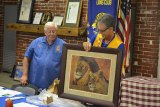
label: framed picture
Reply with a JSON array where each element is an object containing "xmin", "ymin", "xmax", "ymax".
[
  {"xmin": 58, "ymin": 44, "xmax": 122, "ymax": 107},
  {"xmin": 14, "ymin": 64, "xmax": 23, "ymax": 81},
  {"xmin": 52, "ymin": 16, "xmax": 63, "ymax": 26},
  {"xmin": 17, "ymin": 0, "xmax": 35, "ymax": 23},
  {"xmin": 40, "ymin": 12, "xmax": 52, "ymax": 25},
  {"xmin": 63, "ymin": 0, "xmax": 82, "ymax": 27},
  {"xmin": 33, "ymin": 12, "xmax": 43, "ymax": 24}
]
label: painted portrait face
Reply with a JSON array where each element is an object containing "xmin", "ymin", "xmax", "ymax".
[{"xmin": 75, "ymin": 60, "xmax": 89, "ymax": 80}]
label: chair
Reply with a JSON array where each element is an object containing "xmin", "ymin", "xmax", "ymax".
[{"xmin": 11, "ymin": 84, "xmax": 39, "ymax": 96}]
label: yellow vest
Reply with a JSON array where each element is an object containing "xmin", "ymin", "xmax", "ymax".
[
  {"xmin": 93, "ymin": 34, "xmax": 125, "ymax": 76},
  {"xmin": 93, "ymin": 34, "xmax": 103, "ymax": 47},
  {"xmin": 93, "ymin": 34, "xmax": 123, "ymax": 48}
]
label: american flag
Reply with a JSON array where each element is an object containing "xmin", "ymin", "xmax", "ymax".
[{"xmin": 117, "ymin": 0, "xmax": 131, "ymax": 73}]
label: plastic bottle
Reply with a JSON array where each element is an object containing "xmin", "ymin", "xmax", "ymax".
[{"xmin": 5, "ymin": 99, "xmax": 13, "ymax": 107}]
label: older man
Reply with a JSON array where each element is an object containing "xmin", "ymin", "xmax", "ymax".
[{"xmin": 20, "ymin": 22, "xmax": 65, "ymax": 89}]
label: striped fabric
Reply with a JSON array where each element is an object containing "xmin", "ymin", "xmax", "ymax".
[
  {"xmin": 119, "ymin": 76, "xmax": 160, "ymax": 107},
  {"xmin": 117, "ymin": 0, "xmax": 131, "ymax": 73}
]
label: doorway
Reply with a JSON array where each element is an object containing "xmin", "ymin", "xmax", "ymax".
[{"xmin": 2, "ymin": 5, "xmax": 17, "ymax": 72}]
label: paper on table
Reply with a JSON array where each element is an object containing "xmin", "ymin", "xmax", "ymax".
[
  {"xmin": 0, "ymin": 89, "xmax": 22, "ymax": 97},
  {"xmin": 13, "ymin": 102, "xmax": 38, "ymax": 107},
  {"xmin": 0, "ymin": 86, "xmax": 4, "ymax": 89},
  {"xmin": 0, "ymin": 88, "xmax": 4, "ymax": 91}
]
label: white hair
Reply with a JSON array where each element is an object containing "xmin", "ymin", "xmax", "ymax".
[{"xmin": 44, "ymin": 22, "xmax": 58, "ymax": 31}]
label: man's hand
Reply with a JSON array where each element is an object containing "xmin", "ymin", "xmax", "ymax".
[
  {"xmin": 83, "ymin": 42, "xmax": 91, "ymax": 51},
  {"xmin": 20, "ymin": 74, "xmax": 28, "ymax": 85}
]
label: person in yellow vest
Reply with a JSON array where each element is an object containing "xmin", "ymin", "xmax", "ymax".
[{"xmin": 83, "ymin": 14, "xmax": 125, "ymax": 76}]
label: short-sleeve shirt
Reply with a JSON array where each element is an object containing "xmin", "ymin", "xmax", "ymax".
[{"xmin": 25, "ymin": 36, "xmax": 65, "ymax": 89}]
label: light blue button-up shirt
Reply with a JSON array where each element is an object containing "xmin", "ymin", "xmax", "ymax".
[{"xmin": 25, "ymin": 36, "xmax": 65, "ymax": 89}]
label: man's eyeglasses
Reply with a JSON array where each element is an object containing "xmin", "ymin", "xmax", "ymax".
[{"xmin": 96, "ymin": 27, "xmax": 109, "ymax": 33}]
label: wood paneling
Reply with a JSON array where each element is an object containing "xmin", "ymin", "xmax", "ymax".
[{"xmin": 7, "ymin": 23, "xmax": 86, "ymax": 37}]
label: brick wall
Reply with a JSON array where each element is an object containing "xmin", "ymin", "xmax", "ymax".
[
  {"xmin": 16, "ymin": 32, "xmax": 87, "ymax": 63},
  {"xmin": 131, "ymin": 0, "xmax": 160, "ymax": 77},
  {"xmin": 0, "ymin": 0, "xmax": 159, "ymax": 77},
  {"xmin": 15, "ymin": 0, "xmax": 88, "ymax": 62}
]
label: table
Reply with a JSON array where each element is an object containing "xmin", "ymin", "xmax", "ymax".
[
  {"xmin": 0, "ymin": 87, "xmax": 85, "ymax": 107},
  {"xmin": 0, "ymin": 88, "xmax": 46, "ymax": 107},
  {"xmin": 119, "ymin": 76, "xmax": 160, "ymax": 107}
]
